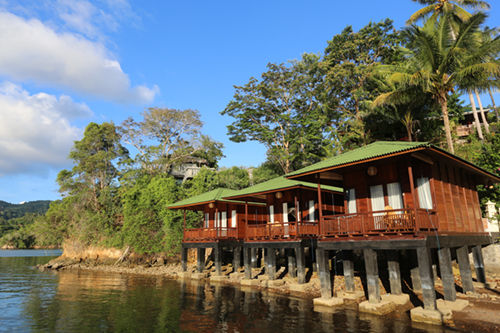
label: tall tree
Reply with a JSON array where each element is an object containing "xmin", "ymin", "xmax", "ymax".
[
  {"xmin": 321, "ymin": 19, "xmax": 404, "ymax": 150},
  {"xmin": 374, "ymin": 13, "xmax": 500, "ymax": 153},
  {"xmin": 221, "ymin": 54, "xmax": 330, "ymax": 173},
  {"xmin": 121, "ymin": 108, "xmax": 222, "ymax": 175}
]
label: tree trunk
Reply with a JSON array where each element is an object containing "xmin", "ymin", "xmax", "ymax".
[
  {"xmin": 475, "ymin": 89, "xmax": 490, "ymax": 134},
  {"xmin": 468, "ymin": 92, "xmax": 484, "ymax": 141},
  {"xmin": 488, "ymin": 87, "xmax": 499, "ymax": 121},
  {"xmin": 440, "ymin": 97, "xmax": 454, "ymax": 154},
  {"xmin": 406, "ymin": 125, "xmax": 413, "ymax": 142}
]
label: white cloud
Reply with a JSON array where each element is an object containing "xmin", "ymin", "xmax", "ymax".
[
  {"xmin": 0, "ymin": 82, "xmax": 90, "ymax": 175},
  {"xmin": 0, "ymin": 11, "xmax": 158, "ymax": 103}
]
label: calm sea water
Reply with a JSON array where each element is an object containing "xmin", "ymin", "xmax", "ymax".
[{"xmin": 0, "ymin": 250, "xmax": 455, "ymax": 333}]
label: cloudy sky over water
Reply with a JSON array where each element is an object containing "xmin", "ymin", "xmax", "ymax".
[{"xmin": 0, "ymin": 0, "xmax": 498, "ymax": 203}]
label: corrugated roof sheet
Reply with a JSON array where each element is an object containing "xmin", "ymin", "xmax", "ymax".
[
  {"xmin": 287, "ymin": 141, "xmax": 430, "ymax": 177},
  {"xmin": 167, "ymin": 188, "xmax": 238, "ymax": 208},
  {"xmin": 223, "ymin": 176, "xmax": 342, "ymax": 199}
]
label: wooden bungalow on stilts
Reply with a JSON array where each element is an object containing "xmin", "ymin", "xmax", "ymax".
[
  {"xmin": 167, "ymin": 188, "xmax": 266, "ymax": 276},
  {"xmin": 286, "ymin": 141, "xmax": 499, "ymax": 320},
  {"xmin": 222, "ymin": 176, "xmax": 344, "ymax": 283}
]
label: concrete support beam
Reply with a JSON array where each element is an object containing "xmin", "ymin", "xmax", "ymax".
[
  {"xmin": 296, "ymin": 247, "xmax": 306, "ymax": 284},
  {"xmin": 416, "ymin": 247, "xmax": 437, "ymax": 310},
  {"xmin": 181, "ymin": 247, "xmax": 188, "ymax": 272},
  {"xmin": 387, "ymin": 252, "xmax": 402, "ymax": 295},
  {"xmin": 343, "ymin": 252, "xmax": 355, "ymax": 292},
  {"xmin": 250, "ymin": 248, "xmax": 259, "ymax": 268},
  {"xmin": 196, "ymin": 248, "xmax": 205, "ymax": 273},
  {"xmin": 233, "ymin": 246, "xmax": 241, "ymax": 272},
  {"xmin": 410, "ymin": 267, "xmax": 422, "ymax": 292},
  {"xmin": 288, "ymin": 249, "xmax": 297, "ymax": 278},
  {"xmin": 266, "ymin": 248, "xmax": 276, "ymax": 280},
  {"xmin": 214, "ymin": 246, "xmax": 222, "ymax": 276},
  {"xmin": 437, "ymin": 247, "xmax": 456, "ymax": 301},
  {"xmin": 243, "ymin": 247, "xmax": 252, "ymax": 279},
  {"xmin": 316, "ymin": 248, "xmax": 333, "ymax": 298},
  {"xmin": 363, "ymin": 249, "xmax": 381, "ymax": 303},
  {"xmin": 456, "ymin": 246, "xmax": 474, "ymax": 293},
  {"xmin": 472, "ymin": 245, "xmax": 486, "ymax": 285}
]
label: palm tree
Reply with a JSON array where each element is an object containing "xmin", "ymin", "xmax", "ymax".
[
  {"xmin": 374, "ymin": 13, "xmax": 500, "ymax": 153},
  {"xmin": 407, "ymin": 0, "xmax": 490, "ymax": 27}
]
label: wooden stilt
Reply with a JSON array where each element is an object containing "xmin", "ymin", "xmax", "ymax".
[
  {"xmin": 438, "ymin": 247, "xmax": 456, "ymax": 301},
  {"xmin": 233, "ymin": 246, "xmax": 241, "ymax": 272},
  {"xmin": 267, "ymin": 248, "xmax": 276, "ymax": 279},
  {"xmin": 197, "ymin": 248, "xmax": 205, "ymax": 273},
  {"xmin": 457, "ymin": 246, "xmax": 474, "ymax": 293},
  {"xmin": 214, "ymin": 246, "xmax": 222, "ymax": 276},
  {"xmin": 288, "ymin": 249, "xmax": 297, "ymax": 278},
  {"xmin": 296, "ymin": 247, "xmax": 306, "ymax": 284},
  {"xmin": 244, "ymin": 247, "xmax": 251, "ymax": 279},
  {"xmin": 343, "ymin": 251, "xmax": 355, "ymax": 292},
  {"xmin": 250, "ymin": 248, "xmax": 258, "ymax": 268},
  {"xmin": 363, "ymin": 249, "xmax": 381, "ymax": 303},
  {"xmin": 416, "ymin": 247, "xmax": 437, "ymax": 310},
  {"xmin": 316, "ymin": 248, "xmax": 332, "ymax": 298}
]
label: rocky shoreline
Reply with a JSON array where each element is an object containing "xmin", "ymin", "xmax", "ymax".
[{"xmin": 38, "ymin": 253, "xmax": 500, "ymax": 331}]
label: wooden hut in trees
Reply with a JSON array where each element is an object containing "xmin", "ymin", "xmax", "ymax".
[{"xmin": 287, "ymin": 141, "xmax": 499, "ymax": 316}]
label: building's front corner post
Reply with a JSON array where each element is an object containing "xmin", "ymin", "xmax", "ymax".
[
  {"xmin": 363, "ymin": 249, "xmax": 381, "ymax": 303},
  {"xmin": 437, "ymin": 247, "xmax": 457, "ymax": 301},
  {"xmin": 316, "ymin": 248, "xmax": 332, "ymax": 298},
  {"xmin": 233, "ymin": 246, "xmax": 241, "ymax": 272},
  {"xmin": 243, "ymin": 247, "xmax": 252, "ymax": 279},
  {"xmin": 416, "ymin": 247, "xmax": 437, "ymax": 310},
  {"xmin": 296, "ymin": 246, "xmax": 306, "ymax": 284},
  {"xmin": 456, "ymin": 246, "xmax": 474, "ymax": 293},
  {"xmin": 472, "ymin": 245, "xmax": 487, "ymax": 285},
  {"xmin": 197, "ymin": 248, "xmax": 206, "ymax": 273},
  {"xmin": 387, "ymin": 251, "xmax": 402, "ymax": 295},
  {"xmin": 343, "ymin": 251, "xmax": 355, "ymax": 292},
  {"xmin": 214, "ymin": 245, "xmax": 222, "ymax": 276},
  {"xmin": 181, "ymin": 246, "xmax": 188, "ymax": 272}
]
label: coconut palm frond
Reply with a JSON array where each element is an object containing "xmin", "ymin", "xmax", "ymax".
[{"xmin": 407, "ymin": 5, "xmax": 436, "ymax": 25}]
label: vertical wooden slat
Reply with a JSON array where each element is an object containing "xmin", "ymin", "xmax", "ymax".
[{"xmin": 408, "ymin": 164, "xmax": 419, "ymax": 231}]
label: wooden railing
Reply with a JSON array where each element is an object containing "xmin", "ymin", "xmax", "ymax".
[
  {"xmin": 183, "ymin": 227, "xmax": 238, "ymax": 242},
  {"xmin": 321, "ymin": 208, "xmax": 437, "ymax": 237},
  {"xmin": 245, "ymin": 221, "xmax": 319, "ymax": 241}
]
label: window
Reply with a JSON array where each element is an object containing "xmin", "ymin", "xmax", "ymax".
[
  {"xmin": 387, "ymin": 182, "xmax": 403, "ymax": 210},
  {"xmin": 308, "ymin": 200, "xmax": 315, "ymax": 221},
  {"xmin": 269, "ymin": 205, "xmax": 274, "ymax": 223},
  {"xmin": 282, "ymin": 202, "xmax": 288, "ymax": 223},
  {"xmin": 347, "ymin": 188, "xmax": 357, "ymax": 214},
  {"xmin": 231, "ymin": 210, "xmax": 237, "ymax": 228},
  {"xmin": 370, "ymin": 184, "xmax": 385, "ymax": 216},
  {"xmin": 205, "ymin": 212, "xmax": 209, "ymax": 228},
  {"xmin": 221, "ymin": 211, "xmax": 227, "ymax": 228},
  {"xmin": 416, "ymin": 177, "xmax": 433, "ymax": 209}
]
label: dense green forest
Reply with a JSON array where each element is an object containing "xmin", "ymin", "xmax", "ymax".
[{"xmin": 2, "ymin": 0, "xmax": 499, "ymax": 254}]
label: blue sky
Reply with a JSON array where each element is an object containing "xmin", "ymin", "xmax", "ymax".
[{"xmin": 0, "ymin": 0, "xmax": 498, "ymax": 203}]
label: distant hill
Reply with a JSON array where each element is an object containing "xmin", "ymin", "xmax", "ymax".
[{"xmin": 0, "ymin": 200, "xmax": 51, "ymax": 221}]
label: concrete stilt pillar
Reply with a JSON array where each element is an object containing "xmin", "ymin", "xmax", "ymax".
[
  {"xmin": 387, "ymin": 252, "xmax": 402, "ymax": 295},
  {"xmin": 410, "ymin": 267, "xmax": 422, "ymax": 292},
  {"xmin": 214, "ymin": 246, "xmax": 222, "ymax": 276},
  {"xmin": 181, "ymin": 247, "xmax": 188, "ymax": 272},
  {"xmin": 250, "ymin": 248, "xmax": 258, "ymax": 268},
  {"xmin": 343, "ymin": 251, "xmax": 355, "ymax": 292},
  {"xmin": 416, "ymin": 247, "xmax": 437, "ymax": 310},
  {"xmin": 267, "ymin": 248, "xmax": 276, "ymax": 279},
  {"xmin": 472, "ymin": 245, "xmax": 486, "ymax": 285},
  {"xmin": 456, "ymin": 246, "xmax": 474, "ymax": 293},
  {"xmin": 288, "ymin": 249, "xmax": 297, "ymax": 278},
  {"xmin": 363, "ymin": 249, "xmax": 381, "ymax": 303},
  {"xmin": 296, "ymin": 247, "xmax": 306, "ymax": 284},
  {"xmin": 197, "ymin": 248, "xmax": 205, "ymax": 273},
  {"xmin": 233, "ymin": 246, "xmax": 241, "ymax": 272},
  {"xmin": 316, "ymin": 248, "xmax": 332, "ymax": 298},
  {"xmin": 437, "ymin": 247, "xmax": 456, "ymax": 301},
  {"xmin": 243, "ymin": 247, "xmax": 252, "ymax": 279}
]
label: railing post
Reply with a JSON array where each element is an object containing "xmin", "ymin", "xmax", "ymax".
[
  {"xmin": 295, "ymin": 190, "xmax": 300, "ymax": 237},
  {"xmin": 408, "ymin": 164, "xmax": 419, "ymax": 232},
  {"xmin": 317, "ymin": 177, "xmax": 323, "ymax": 237},
  {"xmin": 245, "ymin": 201, "xmax": 248, "ymax": 241}
]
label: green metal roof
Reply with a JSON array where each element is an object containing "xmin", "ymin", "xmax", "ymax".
[
  {"xmin": 167, "ymin": 188, "xmax": 239, "ymax": 209},
  {"xmin": 287, "ymin": 141, "xmax": 430, "ymax": 178},
  {"xmin": 223, "ymin": 176, "xmax": 342, "ymax": 200}
]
